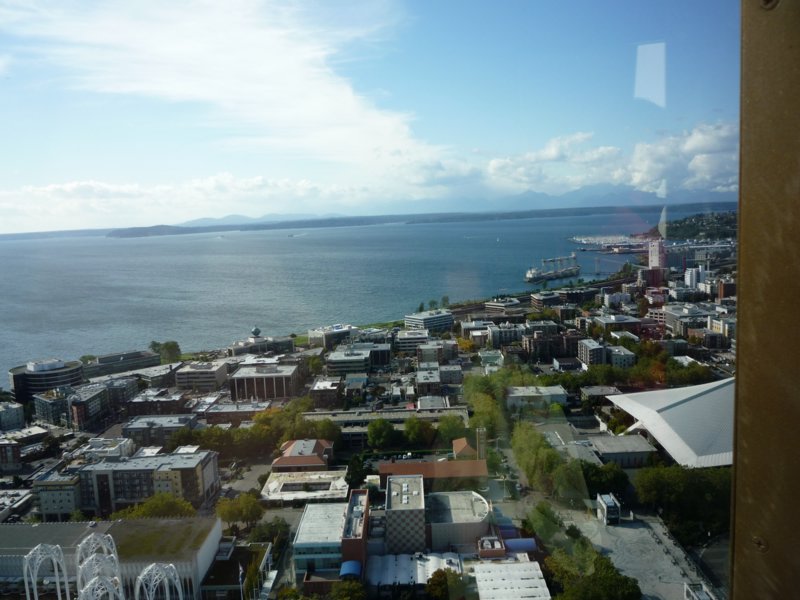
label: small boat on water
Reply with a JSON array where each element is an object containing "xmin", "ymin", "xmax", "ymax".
[{"xmin": 525, "ymin": 252, "xmax": 581, "ymax": 283}]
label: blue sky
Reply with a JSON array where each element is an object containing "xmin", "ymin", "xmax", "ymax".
[{"xmin": 0, "ymin": 0, "xmax": 739, "ymax": 233}]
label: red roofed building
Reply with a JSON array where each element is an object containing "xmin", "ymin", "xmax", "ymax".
[
  {"xmin": 452, "ymin": 437, "xmax": 477, "ymax": 460},
  {"xmin": 378, "ymin": 459, "xmax": 488, "ymax": 493},
  {"xmin": 272, "ymin": 439, "xmax": 334, "ymax": 472}
]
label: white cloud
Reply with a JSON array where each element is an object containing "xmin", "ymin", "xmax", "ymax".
[
  {"xmin": 0, "ymin": 173, "xmax": 381, "ymax": 233},
  {"xmin": 0, "ymin": 0, "xmax": 440, "ymax": 179},
  {"xmin": 485, "ymin": 132, "xmax": 625, "ymax": 194},
  {"xmin": 625, "ymin": 122, "xmax": 738, "ymax": 194},
  {"xmin": 484, "ymin": 123, "xmax": 738, "ymax": 197}
]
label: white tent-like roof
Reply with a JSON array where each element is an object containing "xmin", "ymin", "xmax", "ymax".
[{"xmin": 607, "ymin": 378, "xmax": 734, "ymax": 468}]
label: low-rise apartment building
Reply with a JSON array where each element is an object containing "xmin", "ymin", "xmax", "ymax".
[
  {"xmin": 122, "ymin": 414, "xmax": 200, "ymax": 448},
  {"xmin": 578, "ymin": 339, "xmax": 606, "ymax": 368},
  {"xmin": 175, "ymin": 360, "xmax": 228, "ymax": 393},
  {"xmin": 507, "ymin": 385, "xmax": 568, "ymax": 409},
  {"xmin": 606, "ymin": 346, "xmax": 637, "ymax": 369},
  {"xmin": 32, "ymin": 469, "xmax": 80, "ymax": 522},
  {"xmin": 310, "ymin": 377, "xmax": 343, "ymax": 408},
  {"xmin": 404, "ymin": 310, "xmax": 454, "ymax": 333},
  {"xmin": 0, "ymin": 401, "xmax": 25, "ymax": 431},
  {"xmin": 394, "ymin": 330, "xmax": 430, "ymax": 354},
  {"xmin": 78, "ymin": 446, "xmax": 220, "ymax": 515},
  {"xmin": 308, "ymin": 324, "xmax": 360, "ymax": 350},
  {"xmin": 81, "ymin": 350, "xmax": 161, "ymax": 378},
  {"xmin": 229, "ymin": 363, "xmax": 301, "ymax": 400}
]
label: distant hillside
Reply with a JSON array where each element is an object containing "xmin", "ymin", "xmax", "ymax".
[
  {"xmin": 644, "ymin": 211, "xmax": 738, "ymax": 240},
  {"xmin": 108, "ymin": 201, "xmax": 738, "ymax": 239}
]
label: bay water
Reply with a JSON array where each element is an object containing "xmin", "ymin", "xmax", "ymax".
[{"xmin": 0, "ymin": 204, "xmax": 723, "ymax": 378}]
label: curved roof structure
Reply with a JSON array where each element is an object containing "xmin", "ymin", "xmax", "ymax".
[
  {"xmin": 607, "ymin": 378, "xmax": 734, "ymax": 468},
  {"xmin": 340, "ymin": 560, "xmax": 362, "ymax": 578}
]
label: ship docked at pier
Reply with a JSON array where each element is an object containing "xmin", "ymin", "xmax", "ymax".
[{"xmin": 525, "ymin": 252, "xmax": 581, "ymax": 283}]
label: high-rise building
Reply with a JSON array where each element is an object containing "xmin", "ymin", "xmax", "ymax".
[{"xmin": 648, "ymin": 239, "xmax": 667, "ymax": 268}]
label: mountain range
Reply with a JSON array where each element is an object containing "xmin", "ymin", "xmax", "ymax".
[{"xmin": 176, "ymin": 184, "xmax": 736, "ymax": 228}]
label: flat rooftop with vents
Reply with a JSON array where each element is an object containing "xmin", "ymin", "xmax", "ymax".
[{"xmin": 386, "ymin": 475, "xmax": 424, "ymax": 511}]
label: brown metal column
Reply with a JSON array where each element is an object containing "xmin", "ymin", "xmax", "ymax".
[{"xmin": 733, "ymin": 1, "xmax": 800, "ymax": 597}]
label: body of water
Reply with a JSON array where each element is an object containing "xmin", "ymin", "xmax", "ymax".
[{"xmin": 0, "ymin": 204, "xmax": 726, "ymax": 378}]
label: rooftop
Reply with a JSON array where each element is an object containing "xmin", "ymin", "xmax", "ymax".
[
  {"xmin": 294, "ymin": 503, "xmax": 347, "ymax": 546},
  {"xmin": 130, "ymin": 389, "xmax": 186, "ymax": 403},
  {"xmin": 607, "ymin": 378, "xmax": 734, "ymax": 468},
  {"xmin": 386, "ymin": 475, "xmax": 424, "ymax": 511},
  {"xmin": 230, "ymin": 364, "xmax": 298, "ymax": 379},
  {"xmin": 508, "ymin": 386, "xmax": 567, "ymax": 397},
  {"xmin": 343, "ymin": 490, "xmax": 368, "ymax": 540},
  {"xmin": 426, "ymin": 491, "xmax": 489, "ymax": 524},
  {"xmin": 366, "ymin": 553, "xmax": 461, "ymax": 587},
  {"xmin": 472, "ymin": 561, "xmax": 551, "ymax": 600},
  {"xmin": 261, "ymin": 470, "xmax": 349, "ymax": 503},
  {"xmin": 204, "ymin": 401, "xmax": 271, "ymax": 414},
  {"xmin": 405, "ymin": 309, "xmax": 453, "ymax": 319},
  {"xmin": 327, "ymin": 348, "xmax": 371, "ymax": 361},
  {"xmin": 581, "ymin": 386, "xmax": 622, "ymax": 396},
  {"xmin": 417, "ymin": 396, "xmax": 448, "ymax": 410},
  {"xmin": 396, "ymin": 329, "xmax": 429, "ymax": 339},
  {"xmin": 111, "ymin": 517, "xmax": 219, "ymax": 561},
  {"xmin": 177, "ymin": 360, "xmax": 227, "ymax": 373},
  {"xmin": 379, "ymin": 460, "xmax": 488, "ymax": 481},
  {"xmin": 590, "ymin": 434, "xmax": 657, "ymax": 455},
  {"xmin": 81, "ymin": 449, "xmax": 214, "ymax": 472},
  {"xmin": 0, "ymin": 518, "xmax": 218, "ymax": 563},
  {"xmin": 123, "ymin": 414, "xmax": 196, "ymax": 429},
  {"xmin": 311, "ymin": 378, "xmax": 341, "ymax": 392}
]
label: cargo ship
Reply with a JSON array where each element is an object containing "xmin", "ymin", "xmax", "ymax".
[{"xmin": 525, "ymin": 252, "xmax": 581, "ymax": 283}]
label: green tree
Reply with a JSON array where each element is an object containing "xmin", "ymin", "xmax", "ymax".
[
  {"xmin": 417, "ymin": 302, "xmax": 425, "ymax": 313},
  {"xmin": 216, "ymin": 496, "xmax": 242, "ymax": 530},
  {"xmin": 367, "ymin": 418, "xmax": 396, "ymax": 449},
  {"xmin": 486, "ymin": 448, "xmax": 502, "ymax": 474},
  {"xmin": 634, "ymin": 465, "xmax": 731, "ymax": 546},
  {"xmin": 441, "ymin": 295, "xmax": 450, "ymax": 308},
  {"xmin": 404, "ymin": 416, "xmax": 435, "ymax": 448},
  {"xmin": 111, "ymin": 492, "xmax": 196, "ymax": 519},
  {"xmin": 79, "ymin": 355, "xmax": 96, "ymax": 364},
  {"xmin": 276, "ymin": 587, "xmax": 314, "ymax": 600},
  {"xmin": 345, "ymin": 454, "xmax": 368, "ymax": 489},
  {"xmin": 456, "ymin": 337, "xmax": 475, "ymax": 353},
  {"xmin": 526, "ymin": 501, "xmax": 562, "ymax": 544},
  {"xmin": 307, "ymin": 355, "xmax": 324, "ymax": 375},
  {"xmin": 426, "ymin": 568, "xmax": 466, "ymax": 600},
  {"xmin": 69, "ymin": 509, "xmax": 87, "ymax": 522},
  {"xmin": 436, "ymin": 414, "xmax": 467, "ymax": 445},
  {"xmin": 329, "ymin": 580, "xmax": 366, "ymax": 600},
  {"xmin": 237, "ymin": 493, "xmax": 264, "ymax": 528},
  {"xmin": 428, "ymin": 299, "xmax": 439, "ymax": 310},
  {"xmin": 580, "ymin": 461, "xmax": 629, "ymax": 499},
  {"xmin": 243, "ymin": 556, "xmax": 260, "ymax": 600},
  {"xmin": 160, "ymin": 340, "xmax": 182, "ymax": 363},
  {"xmin": 249, "ymin": 517, "xmax": 290, "ymax": 550},
  {"xmin": 150, "ymin": 340, "xmax": 182, "ymax": 363},
  {"xmin": 558, "ymin": 554, "xmax": 642, "ymax": 600}
]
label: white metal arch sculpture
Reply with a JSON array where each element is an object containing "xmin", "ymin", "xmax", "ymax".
[
  {"xmin": 134, "ymin": 563, "xmax": 184, "ymax": 600},
  {"xmin": 76, "ymin": 533, "xmax": 118, "ymax": 571},
  {"xmin": 77, "ymin": 553, "xmax": 120, "ymax": 593},
  {"xmin": 77, "ymin": 576, "xmax": 124, "ymax": 600},
  {"xmin": 23, "ymin": 543, "xmax": 71, "ymax": 600}
]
